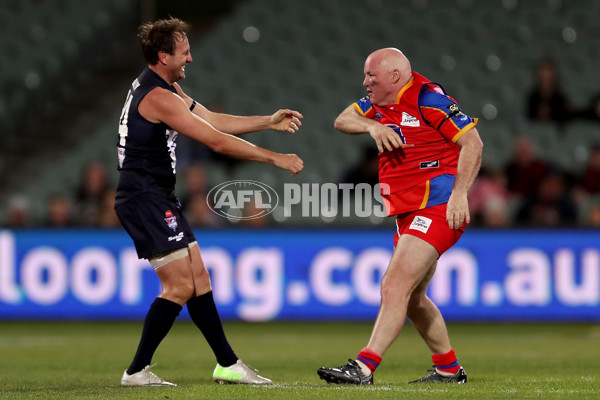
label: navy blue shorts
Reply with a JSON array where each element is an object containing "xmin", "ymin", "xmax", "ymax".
[{"xmin": 115, "ymin": 193, "xmax": 196, "ymax": 259}]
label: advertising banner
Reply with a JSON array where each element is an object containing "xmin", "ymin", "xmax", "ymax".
[{"xmin": 0, "ymin": 229, "xmax": 598, "ymax": 321}]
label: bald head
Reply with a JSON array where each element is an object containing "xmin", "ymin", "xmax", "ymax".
[
  {"xmin": 368, "ymin": 48, "xmax": 412, "ymax": 76},
  {"xmin": 363, "ymin": 48, "xmax": 412, "ymax": 105}
]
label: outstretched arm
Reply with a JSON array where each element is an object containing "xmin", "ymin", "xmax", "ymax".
[
  {"xmin": 140, "ymin": 87, "xmax": 304, "ymax": 175},
  {"xmin": 446, "ymin": 128, "xmax": 483, "ymax": 229},
  {"xmin": 175, "ymin": 83, "xmax": 302, "ymax": 135},
  {"xmin": 334, "ymin": 104, "xmax": 410, "ymax": 152}
]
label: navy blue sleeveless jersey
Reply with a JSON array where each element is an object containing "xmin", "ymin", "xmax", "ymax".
[{"xmin": 115, "ymin": 67, "xmax": 179, "ymax": 206}]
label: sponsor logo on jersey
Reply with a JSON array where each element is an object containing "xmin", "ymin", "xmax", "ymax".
[
  {"xmin": 400, "ymin": 112, "xmax": 420, "ymax": 127},
  {"xmin": 419, "ymin": 160, "xmax": 439, "ymax": 169},
  {"xmin": 168, "ymin": 232, "xmax": 184, "ymax": 242},
  {"xmin": 374, "ymin": 111, "xmax": 383, "ymax": 120},
  {"xmin": 164, "ymin": 210, "xmax": 178, "ymax": 231},
  {"xmin": 410, "ymin": 216, "xmax": 432, "ymax": 233},
  {"xmin": 448, "ymin": 103, "xmax": 464, "ymax": 117}
]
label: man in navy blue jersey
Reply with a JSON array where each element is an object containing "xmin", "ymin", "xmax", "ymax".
[{"xmin": 116, "ymin": 17, "xmax": 303, "ymax": 386}]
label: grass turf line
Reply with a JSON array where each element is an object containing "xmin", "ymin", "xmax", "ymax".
[{"xmin": 0, "ymin": 321, "xmax": 598, "ymax": 399}]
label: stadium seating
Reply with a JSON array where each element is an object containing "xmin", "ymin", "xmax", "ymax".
[
  {"xmin": 0, "ymin": 0, "xmax": 138, "ymax": 148},
  {"xmin": 3, "ymin": 0, "xmax": 600, "ymax": 227}
]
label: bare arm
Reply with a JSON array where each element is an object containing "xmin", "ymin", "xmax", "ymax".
[
  {"xmin": 140, "ymin": 87, "xmax": 303, "ymax": 175},
  {"xmin": 446, "ymin": 127, "xmax": 484, "ymax": 229},
  {"xmin": 175, "ymin": 83, "xmax": 302, "ymax": 135},
  {"xmin": 334, "ymin": 104, "xmax": 410, "ymax": 152}
]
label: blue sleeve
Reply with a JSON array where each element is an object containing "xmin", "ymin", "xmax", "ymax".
[
  {"xmin": 419, "ymin": 89, "xmax": 476, "ymax": 132},
  {"xmin": 354, "ymin": 97, "xmax": 374, "ymax": 117}
]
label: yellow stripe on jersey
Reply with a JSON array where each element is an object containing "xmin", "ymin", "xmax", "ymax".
[
  {"xmin": 352, "ymin": 102, "xmax": 366, "ymax": 116},
  {"xmin": 395, "ymin": 76, "xmax": 415, "ymax": 104},
  {"xmin": 451, "ymin": 119, "xmax": 478, "ymax": 143},
  {"xmin": 419, "ymin": 180, "xmax": 431, "ymax": 209}
]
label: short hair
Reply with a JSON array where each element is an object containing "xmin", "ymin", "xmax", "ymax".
[{"xmin": 137, "ymin": 17, "xmax": 190, "ymax": 65}]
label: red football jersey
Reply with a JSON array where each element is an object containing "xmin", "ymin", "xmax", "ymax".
[{"xmin": 353, "ymin": 72, "xmax": 478, "ymax": 215}]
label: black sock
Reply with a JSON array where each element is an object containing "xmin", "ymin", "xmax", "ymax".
[
  {"xmin": 187, "ymin": 291, "xmax": 238, "ymax": 367},
  {"xmin": 127, "ymin": 297, "xmax": 182, "ymax": 375}
]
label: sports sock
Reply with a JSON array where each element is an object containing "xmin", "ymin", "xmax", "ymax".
[
  {"xmin": 432, "ymin": 349, "xmax": 460, "ymax": 375},
  {"xmin": 356, "ymin": 347, "xmax": 382, "ymax": 375},
  {"xmin": 187, "ymin": 291, "xmax": 238, "ymax": 367},
  {"xmin": 127, "ymin": 297, "xmax": 182, "ymax": 375}
]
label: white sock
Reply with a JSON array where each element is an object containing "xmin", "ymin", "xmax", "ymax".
[
  {"xmin": 435, "ymin": 368, "xmax": 456, "ymax": 377},
  {"xmin": 355, "ymin": 359, "xmax": 372, "ymax": 376}
]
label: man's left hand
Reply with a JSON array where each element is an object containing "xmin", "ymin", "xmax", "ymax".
[
  {"xmin": 446, "ymin": 192, "xmax": 470, "ymax": 229},
  {"xmin": 270, "ymin": 109, "xmax": 303, "ymax": 133}
]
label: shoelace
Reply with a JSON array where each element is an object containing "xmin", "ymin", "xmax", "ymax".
[
  {"xmin": 144, "ymin": 364, "xmax": 164, "ymax": 383},
  {"xmin": 238, "ymin": 361, "xmax": 260, "ymax": 374}
]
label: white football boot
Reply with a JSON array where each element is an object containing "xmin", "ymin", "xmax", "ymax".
[
  {"xmin": 212, "ymin": 360, "xmax": 273, "ymax": 384},
  {"xmin": 121, "ymin": 364, "xmax": 177, "ymax": 386}
]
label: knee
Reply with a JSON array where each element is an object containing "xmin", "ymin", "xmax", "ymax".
[
  {"xmin": 380, "ymin": 275, "xmax": 410, "ymax": 304},
  {"xmin": 163, "ymin": 280, "xmax": 195, "ymax": 303}
]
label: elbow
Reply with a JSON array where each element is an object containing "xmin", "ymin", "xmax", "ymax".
[
  {"xmin": 462, "ymin": 132, "xmax": 484, "ymax": 154},
  {"xmin": 207, "ymin": 136, "xmax": 227, "ymax": 154},
  {"xmin": 334, "ymin": 116, "xmax": 345, "ymax": 132},
  {"xmin": 477, "ymin": 137, "xmax": 484, "ymax": 155},
  {"xmin": 474, "ymin": 136, "xmax": 484, "ymax": 154},
  {"xmin": 471, "ymin": 139, "xmax": 484, "ymax": 163}
]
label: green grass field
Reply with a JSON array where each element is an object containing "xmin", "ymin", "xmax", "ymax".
[{"xmin": 0, "ymin": 321, "xmax": 598, "ymax": 399}]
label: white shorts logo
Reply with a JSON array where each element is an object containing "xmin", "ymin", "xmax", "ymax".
[
  {"xmin": 168, "ymin": 232, "xmax": 184, "ymax": 242},
  {"xmin": 410, "ymin": 216, "xmax": 432, "ymax": 233}
]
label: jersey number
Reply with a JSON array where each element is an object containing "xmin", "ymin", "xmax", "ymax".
[{"xmin": 117, "ymin": 89, "xmax": 133, "ymax": 168}]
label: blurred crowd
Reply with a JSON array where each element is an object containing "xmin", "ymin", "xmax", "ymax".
[
  {"xmin": 4, "ymin": 137, "xmax": 600, "ymax": 230},
  {"xmin": 6, "ymin": 161, "xmax": 121, "ymax": 229},
  {"xmin": 469, "ymin": 138, "xmax": 600, "ymax": 228},
  {"xmin": 470, "ymin": 58, "xmax": 600, "ymax": 228},
  {"xmin": 3, "ymin": 59, "xmax": 600, "ymax": 229},
  {"xmin": 3, "ymin": 159, "xmax": 269, "ymax": 230}
]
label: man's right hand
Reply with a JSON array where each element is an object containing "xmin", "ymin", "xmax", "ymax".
[{"xmin": 274, "ymin": 153, "xmax": 304, "ymax": 176}]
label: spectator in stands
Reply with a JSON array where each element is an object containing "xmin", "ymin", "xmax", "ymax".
[
  {"xmin": 185, "ymin": 192, "xmax": 223, "ymax": 227},
  {"xmin": 338, "ymin": 145, "xmax": 380, "ymax": 209},
  {"xmin": 505, "ymin": 136, "xmax": 550, "ymax": 199},
  {"xmin": 45, "ymin": 194, "xmax": 74, "ymax": 227},
  {"xmin": 580, "ymin": 145, "xmax": 600, "ymax": 195},
  {"xmin": 515, "ymin": 168, "xmax": 577, "ymax": 227},
  {"xmin": 481, "ymin": 195, "xmax": 510, "ymax": 228},
  {"xmin": 572, "ymin": 145, "xmax": 600, "ymax": 207},
  {"xmin": 96, "ymin": 188, "xmax": 120, "ymax": 228},
  {"xmin": 179, "ymin": 162, "xmax": 208, "ymax": 210},
  {"xmin": 586, "ymin": 203, "xmax": 600, "ymax": 227},
  {"xmin": 5, "ymin": 194, "xmax": 31, "ymax": 227},
  {"xmin": 527, "ymin": 58, "xmax": 575, "ymax": 124},
  {"xmin": 341, "ymin": 145, "xmax": 379, "ymax": 187},
  {"xmin": 468, "ymin": 166, "xmax": 510, "ymax": 227},
  {"xmin": 74, "ymin": 161, "xmax": 111, "ymax": 226},
  {"xmin": 240, "ymin": 198, "xmax": 272, "ymax": 227}
]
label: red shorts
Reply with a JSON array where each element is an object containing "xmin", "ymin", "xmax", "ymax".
[{"xmin": 393, "ymin": 203, "xmax": 465, "ymax": 255}]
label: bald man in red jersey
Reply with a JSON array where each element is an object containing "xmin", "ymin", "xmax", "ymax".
[{"xmin": 318, "ymin": 48, "xmax": 483, "ymax": 385}]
